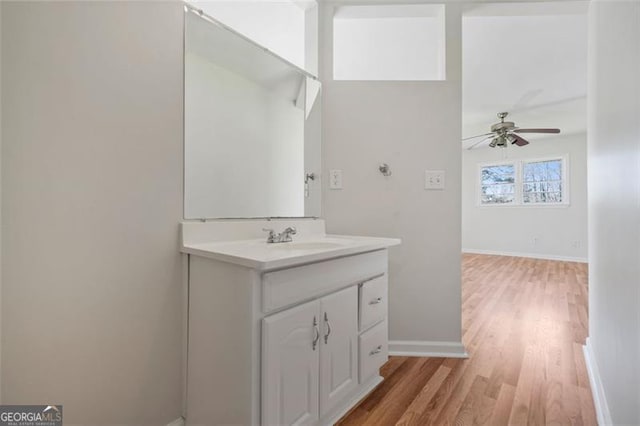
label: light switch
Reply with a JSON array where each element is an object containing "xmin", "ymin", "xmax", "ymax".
[
  {"xmin": 329, "ymin": 169, "xmax": 343, "ymax": 189},
  {"xmin": 425, "ymin": 170, "xmax": 445, "ymax": 190}
]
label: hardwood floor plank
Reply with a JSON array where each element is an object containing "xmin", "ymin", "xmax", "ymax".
[
  {"xmin": 337, "ymin": 254, "xmax": 596, "ymax": 426},
  {"xmin": 579, "ymin": 385, "xmax": 598, "ymax": 425},
  {"xmin": 394, "ymin": 365, "xmax": 451, "ymax": 426},
  {"xmin": 488, "ymin": 383, "xmax": 516, "ymax": 426},
  {"xmin": 454, "ymin": 375, "xmax": 496, "ymax": 426},
  {"xmin": 340, "ymin": 358, "xmax": 444, "ymax": 426}
]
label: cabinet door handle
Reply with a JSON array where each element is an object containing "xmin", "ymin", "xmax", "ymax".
[
  {"xmin": 370, "ymin": 345, "xmax": 383, "ymax": 356},
  {"xmin": 369, "ymin": 297, "xmax": 383, "ymax": 305},
  {"xmin": 312, "ymin": 316, "xmax": 320, "ymax": 351},
  {"xmin": 324, "ymin": 312, "xmax": 331, "ymax": 344}
]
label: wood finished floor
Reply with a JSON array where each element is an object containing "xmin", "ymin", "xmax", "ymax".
[{"xmin": 337, "ymin": 254, "xmax": 596, "ymax": 426}]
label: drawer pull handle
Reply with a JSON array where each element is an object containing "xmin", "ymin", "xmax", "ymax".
[
  {"xmin": 370, "ymin": 345, "xmax": 383, "ymax": 356},
  {"xmin": 324, "ymin": 312, "xmax": 332, "ymax": 344},
  {"xmin": 369, "ymin": 297, "xmax": 383, "ymax": 305},
  {"xmin": 312, "ymin": 316, "xmax": 320, "ymax": 351}
]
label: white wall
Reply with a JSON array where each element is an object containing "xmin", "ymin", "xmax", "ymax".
[
  {"xmin": 333, "ymin": 4, "xmax": 445, "ymax": 81},
  {"xmin": 462, "ymin": 133, "xmax": 588, "ymax": 261},
  {"xmin": 321, "ymin": 2, "xmax": 465, "ymax": 354},
  {"xmin": 184, "ymin": 52, "xmax": 304, "ymax": 219},
  {"xmin": 195, "ymin": 0, "xmax": 309, "ymax": 70},
  {"xmin": 0, "ymin": 2, "xmax": 3, "ymax": 404},
  {"xmin": 1, "ymin": 2, "xmax": 184, "ymax": 424},
  {"xmin": 586, "ymin": 0, "xmax": 640, "ymax": 424}
]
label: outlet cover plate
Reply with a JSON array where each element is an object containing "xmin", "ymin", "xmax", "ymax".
[
  {"xmin": 425, "ymin": 170, "xmax": 445, "ymax": 190},
  {"xmin": 329, "ymin": 169, "xmax": 343, "ymax": 189}
]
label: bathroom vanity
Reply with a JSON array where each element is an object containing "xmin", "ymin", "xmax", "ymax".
[
  {"xmin": 180, "ymin": 7, "xmax": 400, "ymax": 425},
  {"xmin": 181, "ymin": 220, "xmax": 400, "ymax": 425}
]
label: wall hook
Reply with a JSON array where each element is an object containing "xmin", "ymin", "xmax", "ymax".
[
  {"xmin": 305, "ymin": 172, "xmax": 316, "ymax": 184},
  {"xmin": 379, "ymin": 163, "xmax": 392, "ymax": 177}
]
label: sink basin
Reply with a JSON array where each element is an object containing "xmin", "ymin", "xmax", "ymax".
[
  {"xmin": 270, "ymin": 241, "xmax": 344, "ymax": 250},
  {"xmin": 268, "ymin": 239, "xmax": 353, "ymax": 251}
]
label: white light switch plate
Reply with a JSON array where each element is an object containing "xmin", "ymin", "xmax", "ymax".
[
  {"xmin": 329, "ymin": 169, "xmax": 343, "ymax": 189},
  {"xmin": 425, "ymin": 170, "xmax": 445, "ymax": 190}
]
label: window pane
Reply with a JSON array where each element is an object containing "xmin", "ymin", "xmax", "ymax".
[
  {"xmin": 481, "ymin": 164, "xmax": 515, "ymax": 185},
  {"xmin": 482, "ymin": 184, "xmax": 514, "ymax": 195},
  {"xmin": 522, "ymin": 192, "xmax": 535, "ymax": 203},
  {"xmin": 548, "ymin": 182, "xmax": 562, "ymax": 193},
  {"xmin": 481, "ymin": 183, "xmax": 515, "ymax": 204},
  {"xmin": 481, "ymin": 193, "xmax": 515, "ymax": 204},
  {"xmin": 524, "ymin": 192, "xmax": 563, "ymax": 204},
  {"xmin": 523, "ymin": 159, "xmax": 562, "ymax": 183},
  {"xmin": 522, "ymin": 159, "xmax": 564, "ymax": 204}
]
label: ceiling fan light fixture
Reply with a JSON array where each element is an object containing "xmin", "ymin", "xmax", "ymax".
[{"xmin": 463, "ymin": 111, "xmax": 562, "ymax": 150}]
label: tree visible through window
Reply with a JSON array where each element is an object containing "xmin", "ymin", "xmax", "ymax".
[
  {"xmin": 480, "ymin": 164, "xmax": 515, "ymax": 204},
  {"xmin": 522, "ymin": 159, "xmax": 563, "ymax": 204},
  {"xmin": 479, "ymin": 157, "xmax": 567, "ymax": 206}
]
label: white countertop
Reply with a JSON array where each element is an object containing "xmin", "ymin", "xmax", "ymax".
[{"xmin": 181, "ymin": 234, "xmax": 401, "ymax": 271}]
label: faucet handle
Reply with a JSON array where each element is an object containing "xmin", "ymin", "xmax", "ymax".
[
  {"xmin": 262, "ymin": 228, "xmax": 276, "ymax": 242},
  {"xmin": 283, "ymin": 226, "xmax": 297, "ymax": 235}
]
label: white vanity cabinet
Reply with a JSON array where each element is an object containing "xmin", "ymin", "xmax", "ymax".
[
  {"xmin": 262, "ymin": 286, "xmax": 358, "ymax": 425},
  {"xmin": 181, "ymin": 222, "xmax": 400, "ymax": 426},
  {"xmin": 262, "ymin": 299, "xmax": 322, "ymax": 426}
]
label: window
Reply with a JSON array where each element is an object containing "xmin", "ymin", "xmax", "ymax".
[
  {"xmin": 332, "ymin": 4, "xmax": 445, "ymax": 81},
  {"xmin": 480, "ymin": 164, "xmax": 516, "ymax": 204},
  {"xmin": 522, "ymin": 159, "xmax": 563, "ymax": 204},
  {"xmin": 479, "ymin": 156, "xmax": 568, "ymax": 206}
]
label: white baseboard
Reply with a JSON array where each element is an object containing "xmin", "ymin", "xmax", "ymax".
[
  {"xmin": 389, "ymin": 340, "xmax": 469, "ymax": 358},
  {"xmin": 583, "ymin": 338, "xmax": 612, "ymax": 425},
  {"xmin": 166, "ymin": 417, "xmax": 185, "ymax": 426},
  {"xmin": 462, "ymin": 248, "xmax": 588, "ymax": 263}
]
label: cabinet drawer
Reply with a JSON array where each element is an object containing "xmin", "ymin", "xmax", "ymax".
[
  {"xmin": 263, "ymin": 250, "xmax": 387, "ymax": 313},
  {"xmin": 359, "ymin": 320, "xmax": 388, "ymax": 383},
  {"xmin": 359, "ymin": 276, "xmax": 387, "ymax": 331}
]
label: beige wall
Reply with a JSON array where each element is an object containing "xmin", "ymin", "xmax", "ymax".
[
  {"xmin": 587, "ymin": 0, "xmax": 640, "ymax": 424},
  {"xmin": 321, "ymin": 3, "xmax": 464, "ymax": 350},
  {"xmin": 1, "ymin": 2, "xmax": 184, "ymax": 424}
]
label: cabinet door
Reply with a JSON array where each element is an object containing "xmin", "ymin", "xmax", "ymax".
[
  {"xmin": 263, "ymin": 300, "xmax": 320, "ymax": 426},
  {"xmin": 320, "ymin": 286, "xmax": 358, "ymax": 416}
]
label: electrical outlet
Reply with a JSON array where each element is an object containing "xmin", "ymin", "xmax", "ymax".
[
  {"xmin": 329, "ymin": 169, "xmax": 343, "ymax": 189},
  {"xmin": 424, "ymin": 170, "xmax": 445, "ymax": 190}
]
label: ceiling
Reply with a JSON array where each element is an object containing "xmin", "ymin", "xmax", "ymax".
[{"xmin": 462, "ymin": 2, "xmax": 588, "ymax": 148}]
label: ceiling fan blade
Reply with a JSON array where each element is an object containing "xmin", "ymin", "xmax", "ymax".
[
  {"xmin": 513, "ymin": 128, "xmax": 561, "ymax": 134},
  {"xmin": 466, "ymin": 136, "xmax": 493, "ymax": 150},
  {"xmin": 511, "ymin": 134, "xmax": 530, "ymax": 147},
  {"xmin": 462, "ymin": 132, "xmax": 494, "ymax": 141}
]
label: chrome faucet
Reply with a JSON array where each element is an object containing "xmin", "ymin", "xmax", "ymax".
[
  {"xmin": 263, "ymin": 226, "xmax": 297, "ymax": 243},
  {"xmin": 280, "ymin": 227, "xmax": 297, "ymax": 242}
]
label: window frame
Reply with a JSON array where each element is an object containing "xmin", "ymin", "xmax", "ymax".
[{"xmin": 476, "ymin": 155, "xmax": 570, "ymax": 208}]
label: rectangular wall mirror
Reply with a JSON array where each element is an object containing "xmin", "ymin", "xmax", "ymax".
[{"xmin": 184, "ymin": 5, "xmax": 322, "ymax": 219}]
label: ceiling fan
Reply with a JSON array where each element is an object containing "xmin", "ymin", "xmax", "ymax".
[{"xmin": 464, "ymin": 112, "xmax": 560, "ymax": 149}]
